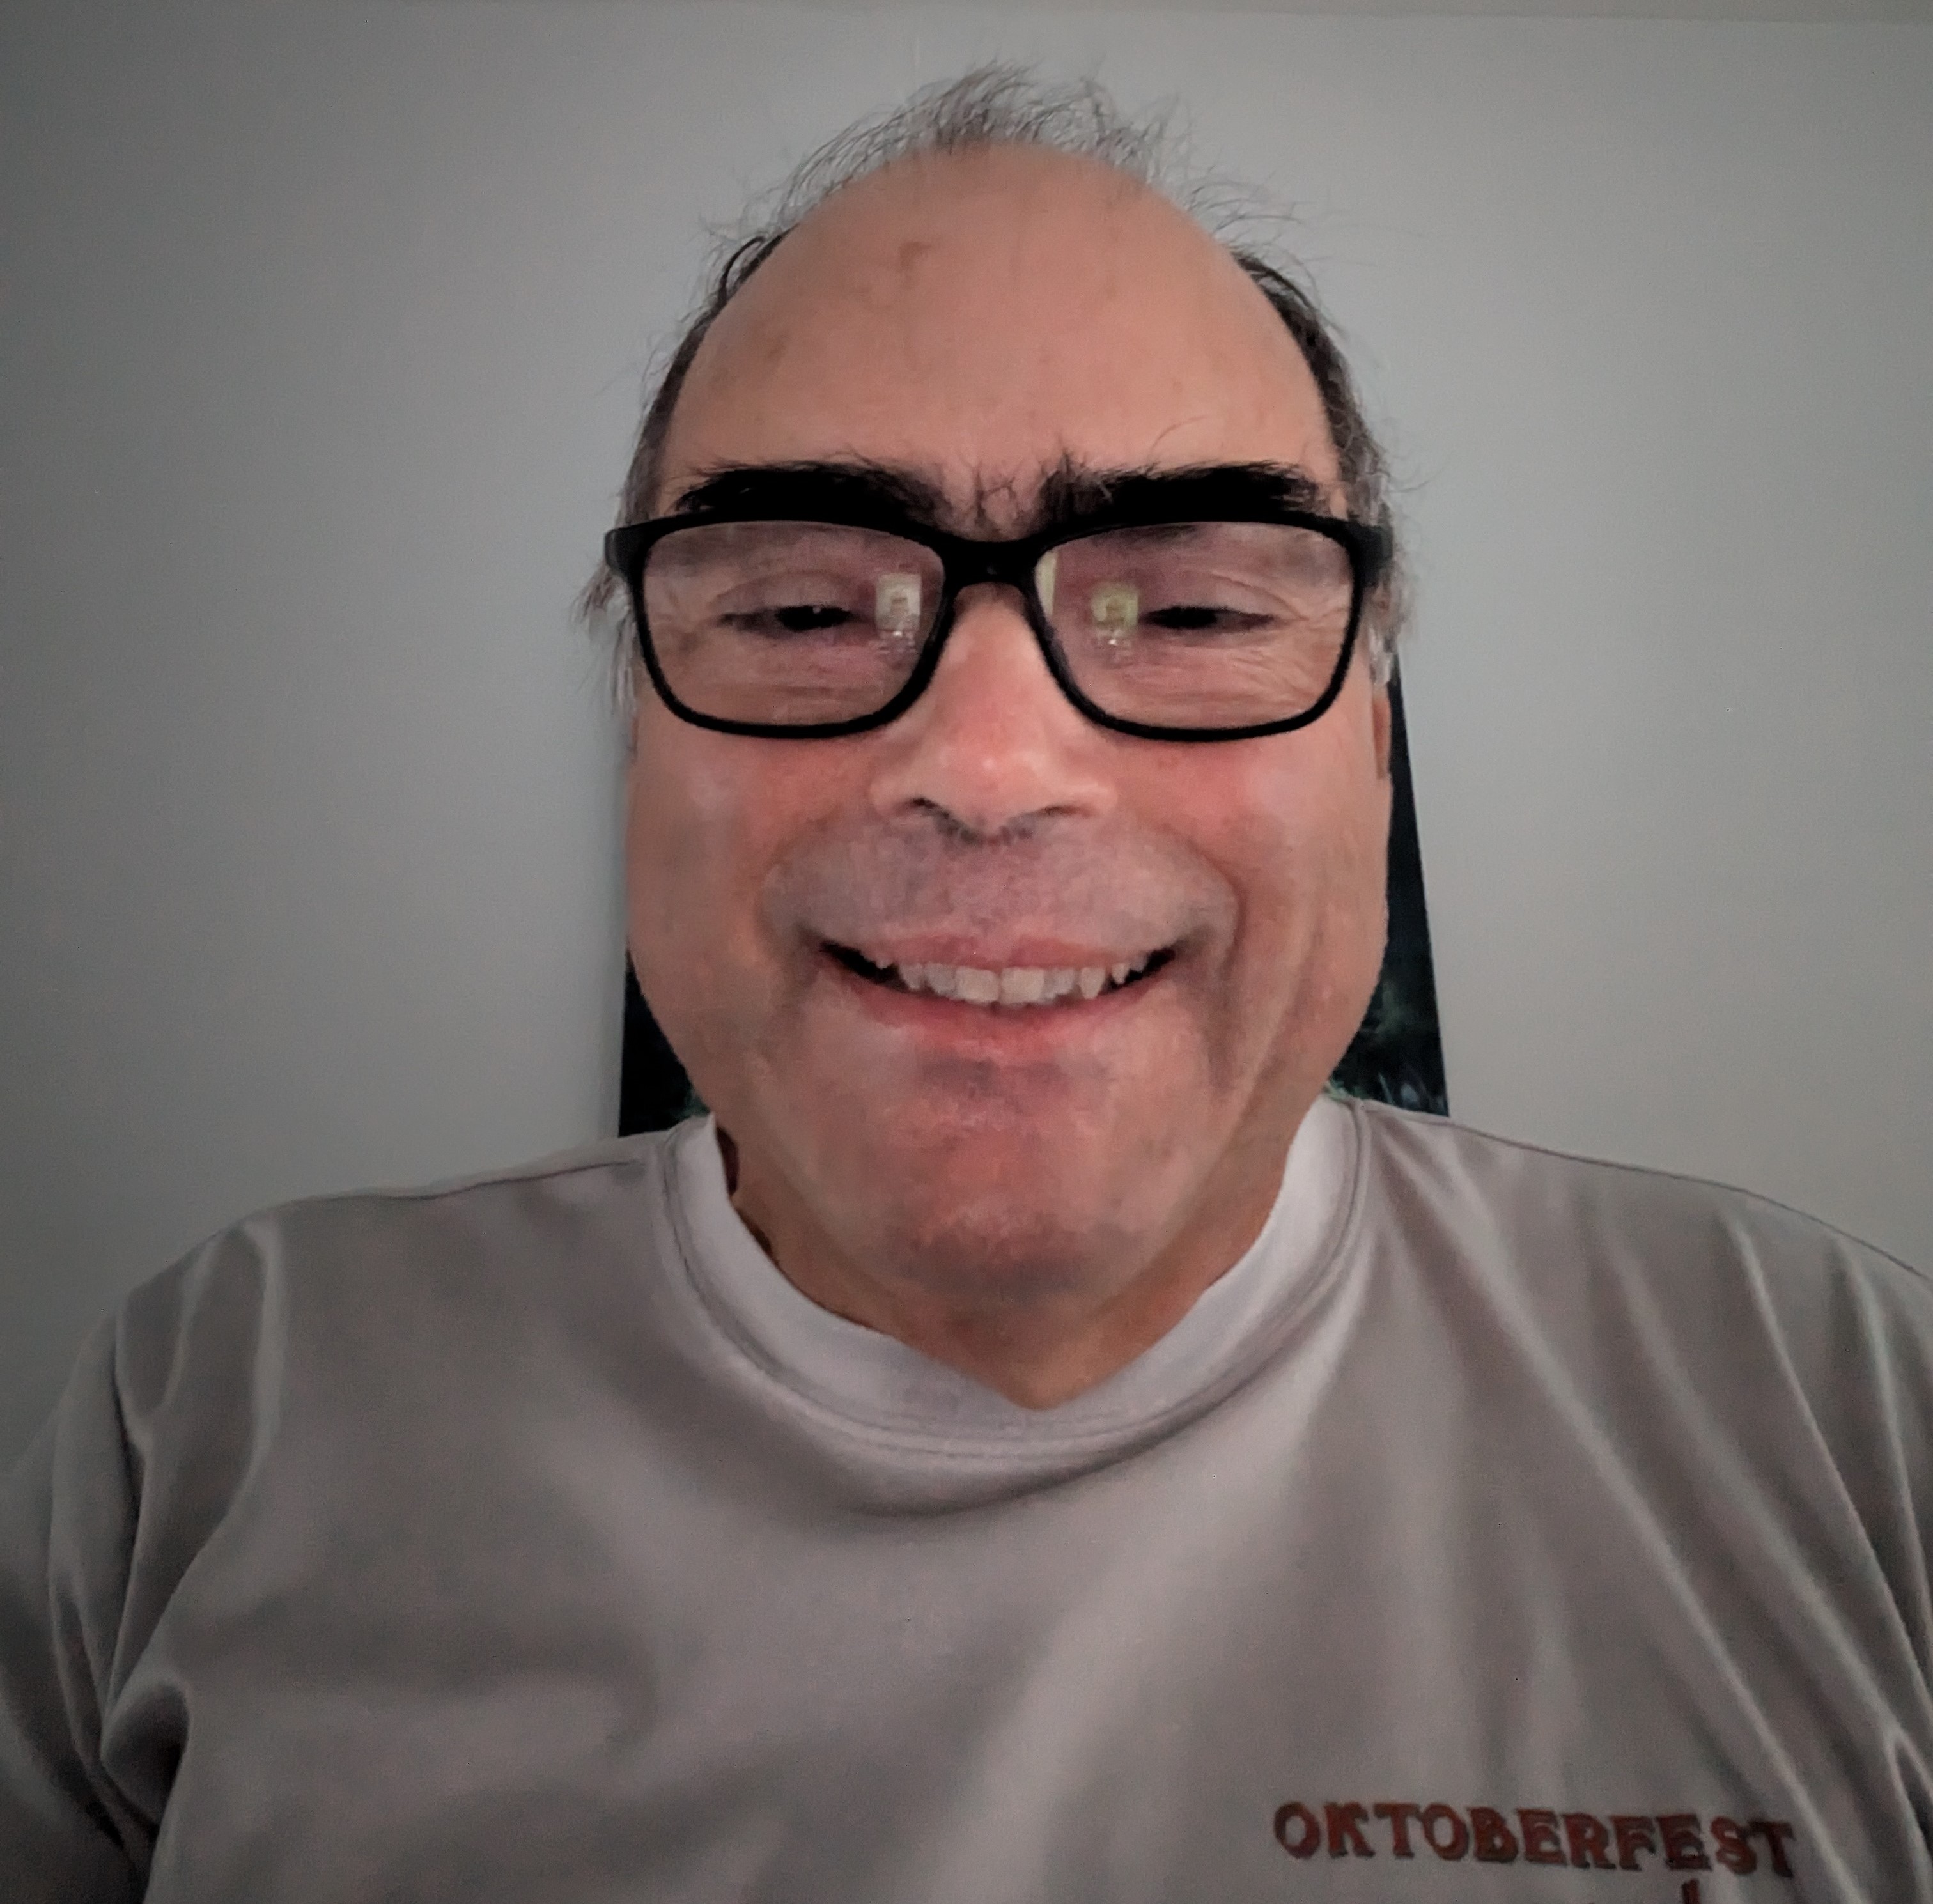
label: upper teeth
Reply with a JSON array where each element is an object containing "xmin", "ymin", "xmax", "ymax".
[{"xmin": 892, "ymin": 956, "xmax": 1154, "ymax": 1006}]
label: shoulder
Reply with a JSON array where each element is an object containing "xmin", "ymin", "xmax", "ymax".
[
  {"xmin": 141, "ymin": 1124, "xmax": 685, "ymax": 1287},
  {"xmin": 1342, "ymin": 1096, "xmax": 1933, "ymax": 1503},
  {"xmin": 1347, "ymin": 1094, "xmax": 1925, "ymax": 1306},
  {"xmin": 111, "ymin": 1125, "xmax": 694, "ymax": 1453},
  {"xmin": 61, "ymin": 1126, "xmax": 699, "ymax": 1618}
]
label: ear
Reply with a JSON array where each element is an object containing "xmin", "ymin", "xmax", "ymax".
[{"xmin": 1371, "ymin": 683, "xmax": 1393, "ymax": 784}]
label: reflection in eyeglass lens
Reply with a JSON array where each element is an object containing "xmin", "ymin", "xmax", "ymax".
[
  {"xmin": 874, "ymin": 573, "xmax": 923, "ymax": 640},
  {"xmin": 1087, "ymin": 582, "xmax": 1140, "ymax": 647},
  {"xmin": 1035, "ymin": 547, "xmax": 1058, "ymax": 619}
]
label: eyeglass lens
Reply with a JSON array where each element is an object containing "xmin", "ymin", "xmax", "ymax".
[{"xmin": 640, "ymin": 518, "xmax": 1355, "ymax": 731}]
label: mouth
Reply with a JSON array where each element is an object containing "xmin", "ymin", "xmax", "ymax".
[{"xmin": 822, "ymin": 941, "xmax": 1178, "ymax": 1009}]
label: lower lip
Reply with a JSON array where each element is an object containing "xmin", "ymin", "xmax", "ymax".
[{"xmin": 817, "ymin": 948, "xmax": 1170, "ymax": 1047}]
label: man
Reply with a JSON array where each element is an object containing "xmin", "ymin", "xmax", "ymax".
[{"xmin": 4, "ymin": 67, "xmax": 1929, "ymax": 1903}]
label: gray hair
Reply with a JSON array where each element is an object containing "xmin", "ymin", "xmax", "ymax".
[{"xmin": 579, "ymin": 65, "xmax": 1408, "ymax": 712}]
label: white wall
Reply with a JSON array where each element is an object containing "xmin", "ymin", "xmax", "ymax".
[{"xmin": 4, "ymin": 0, "xmax": 1929, "ymax": 1464}]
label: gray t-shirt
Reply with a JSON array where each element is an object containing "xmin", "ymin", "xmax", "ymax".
[{"xmin": 4, "ymin": 1098, "xmax": 1930, "ymax": 1902}]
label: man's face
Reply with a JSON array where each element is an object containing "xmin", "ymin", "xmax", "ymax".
[{"xmin": 626, "ymin": 146, "xmax": 1391, "ymax": 1334}]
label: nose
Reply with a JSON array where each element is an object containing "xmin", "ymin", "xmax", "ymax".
[{"xmin": 865, "ymin": 582, "xmax": 1116, "ymax": 840}]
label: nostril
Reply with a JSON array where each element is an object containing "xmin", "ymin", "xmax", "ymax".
[{"xmin": 909, "ymin": 800, "xmax": 1053, "ymax": 846}]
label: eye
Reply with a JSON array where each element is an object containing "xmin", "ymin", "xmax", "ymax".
[
  {"xmin": 722, "ymin": 601, "xmax": 861, "ymax": 637},
  {"xmin": 1084, "ymin": 576, "xmax": 1276, "ymax": 641},
  {"xmin": 1140, "ymin": 603, "xmax": 1273, "ymax": 635}
]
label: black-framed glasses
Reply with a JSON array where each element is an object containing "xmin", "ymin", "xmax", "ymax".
[{"xmin": 603, "ymin": 500, "xmax": 1392, "ymax": 743}]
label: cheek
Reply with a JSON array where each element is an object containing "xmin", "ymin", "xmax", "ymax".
[
  {"xmin": 624, "ymin": 718, "xmax": 860, "ymax": 988},
  {"xmin": 623, "ymin": 726, "xmax": 763, "ymax": 987},
  {"xmin": 1230, "ymin": 743, "xmax": 1375, "ymax": 890},
  {"xmin": 1198, "ymin": 716, "xmax": 1391, "ymax": 1002}
]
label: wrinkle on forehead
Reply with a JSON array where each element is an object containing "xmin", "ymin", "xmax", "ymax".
[{"xmin": 659, "ymin": 143, "xmax": 1340, "ymax": 519}]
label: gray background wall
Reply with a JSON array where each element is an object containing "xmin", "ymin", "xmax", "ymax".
[{"xmin": 4, "ymin": 0, "xmax": 1929, "ymax": 1465}]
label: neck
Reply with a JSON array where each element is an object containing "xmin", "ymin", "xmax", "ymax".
[{"xmin": 718, "ymin": 1117, "xmax": 1299, "ymax": 1411}]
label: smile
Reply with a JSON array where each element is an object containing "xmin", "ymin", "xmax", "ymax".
[{"xmin": 825, "ymin": 943, "xmax": 1176, "ymax": 1008}]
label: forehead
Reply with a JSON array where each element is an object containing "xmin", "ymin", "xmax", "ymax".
[{"xmin": 658, "ymin": 146, "xmax": 1340, "ymax": 519}]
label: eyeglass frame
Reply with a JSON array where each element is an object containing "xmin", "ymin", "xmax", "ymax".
[{"xmin": 603, "ymin": 493, "xmax": 1394, "ymax": 745}]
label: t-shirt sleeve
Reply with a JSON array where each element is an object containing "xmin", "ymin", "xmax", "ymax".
[
  {"xmin": 1, "ymin": 1319, "xmax": 149, "ymax": 1904},
  {"xmin": 1815, "ymin": 1234, "xmax": 1933, "ymax": 1689}
]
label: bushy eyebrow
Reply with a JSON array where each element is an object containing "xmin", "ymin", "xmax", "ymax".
[
  {"xmin": 669, "ymin": 457, "xmax": 1335, "ymax": 536},
  {"xmin": 671, "ymin": 460, "xmax": 951, "ymax": 525},
  {"xmin": 1033, "ymin": 458, "xmax": 1331, "ymax": 530}
]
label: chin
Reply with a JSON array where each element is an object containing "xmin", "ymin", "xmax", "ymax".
[
  {"xmin": 867, "ymin": 1198, "xmax": 1137, "ymax": 1306},
  {"xmin": 829, "ymin": 1131, "xmax": 1161, "ymax": 1295}
]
